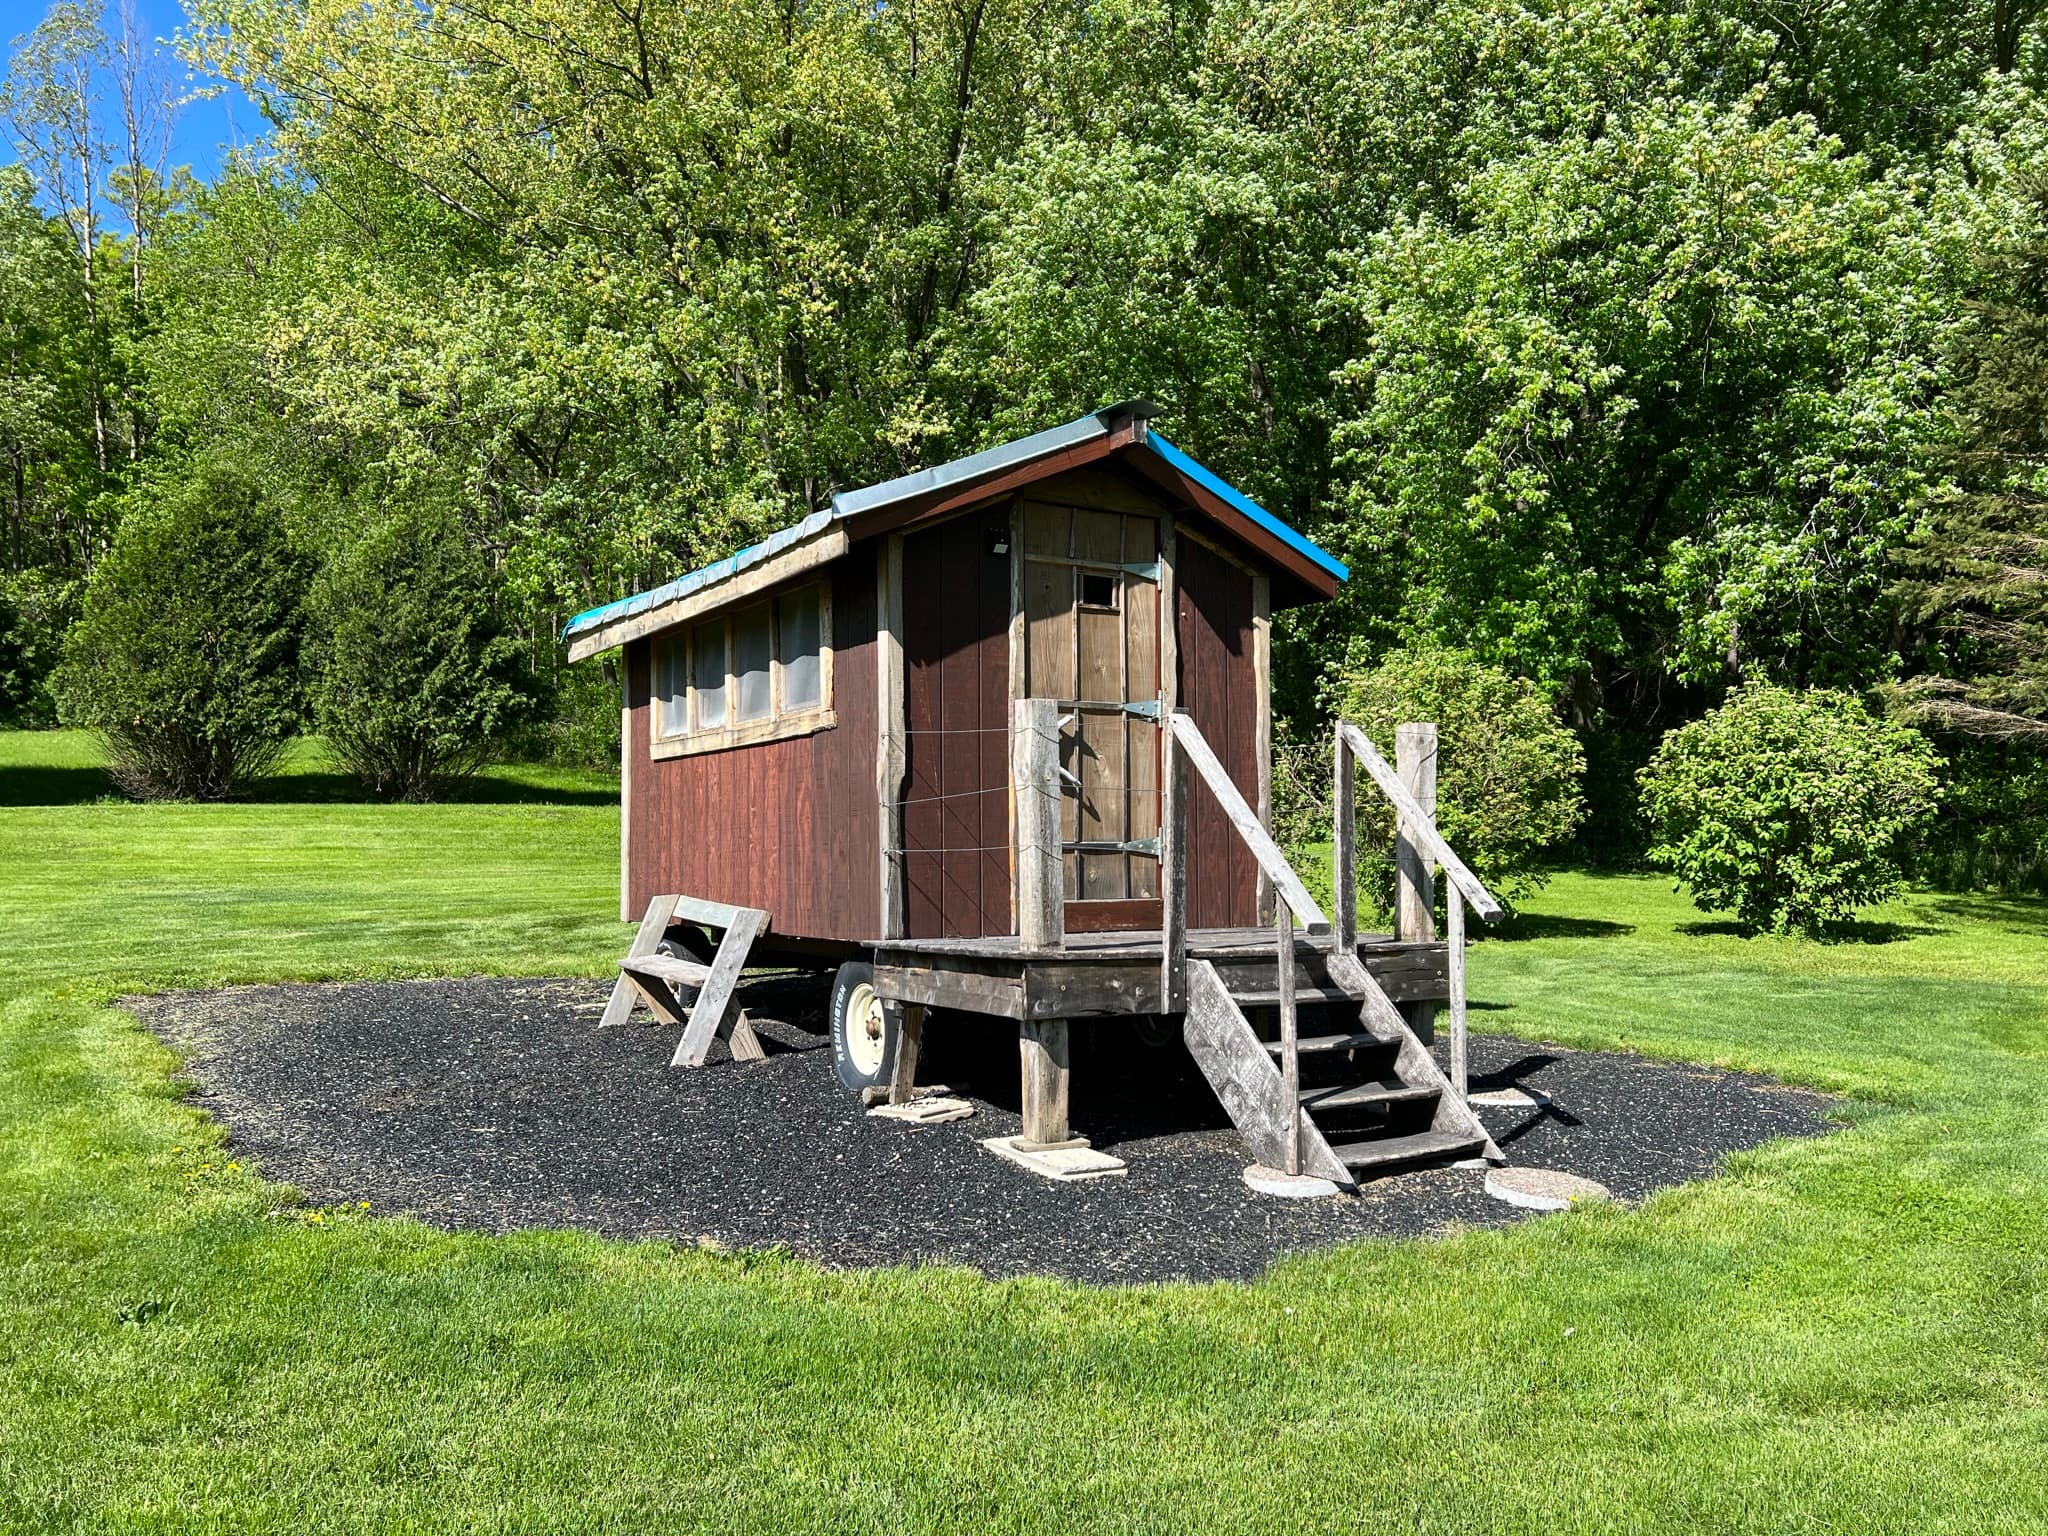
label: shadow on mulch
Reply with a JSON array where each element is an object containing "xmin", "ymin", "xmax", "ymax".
[{"xmin": 129, "ymin": 973, "xmax": 1841, "ymax": 1285}]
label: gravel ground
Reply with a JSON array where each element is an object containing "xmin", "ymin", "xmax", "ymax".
[{"xmin": 130, "ymin": 973, "xmax": 1839, "ymax": 1284}]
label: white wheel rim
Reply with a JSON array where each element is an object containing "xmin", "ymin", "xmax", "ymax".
[{"xmin": 845, "ymin": 981, "xmax": 888, "ymax": 1077}]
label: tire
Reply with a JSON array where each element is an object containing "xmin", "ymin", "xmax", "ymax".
[
  {"xmin": 829, "ymin": 959, "xmax": 896, "ymax": 1093},
  {"xmin": 658, "ymin": 925, "xmax": 715, "ymax": 963}
]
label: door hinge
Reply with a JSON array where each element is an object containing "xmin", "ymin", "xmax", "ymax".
[
  {"xmin": 1120, "ymin": 560, "xmax": 1162, "ymax": 582},
  {"xmin": 1119, "ymin": 698, "xmax": 1161, "ymax": 721}
]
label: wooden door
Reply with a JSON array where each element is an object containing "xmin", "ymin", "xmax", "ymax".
[{"xmin": 1019, "ymin": 500, "xmax": 1163, "ymax": 931}]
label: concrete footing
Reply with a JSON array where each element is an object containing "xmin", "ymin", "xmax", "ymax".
[
  {"xmin": 982, "ymin": 1134, "xmax": 1127, "ymax": 1182},
  {"xmin": 1484, "ymin": 1166, "xmax": 1611, "ymax": 1211},
  {"xmin": 1242, "ymin": 1164, "xmax": 1343, "ymax": 1199}
]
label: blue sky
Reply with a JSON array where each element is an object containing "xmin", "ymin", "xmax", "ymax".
[{"xmin": 0, "ymin": 0, "xmax": 264, "ymax": 188}]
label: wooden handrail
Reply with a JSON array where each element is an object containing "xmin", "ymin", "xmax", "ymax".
[
  {"xmin": 1159, "ymin": 711, "xmax": 1326, "ymax": 1014},
  {"xmin": 1335, "ymin": 721, "xmax": 1503, "ymax": 922},
  {"xmin": 1169, "ymin": 713, "xmax": 1327, "ymax": 931}
]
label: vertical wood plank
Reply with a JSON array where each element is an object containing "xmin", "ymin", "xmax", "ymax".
[
  {"xmin": 1252, "ymin": 572, "xmax": 1272, "ymax": 924},
  {"xmin": 1013, "ymin": 696, "xmax": 1064, "ymax": 951},
  {"xmin": 620, "ymin": 649, "xmax": 635, "ymax": 922},
  {"xmin": 1161, "ymin": 716, "xmax": 1188, "ymax": 1012},
  {"xmin": 876, "ymin": 535, "xmax": 907, "ymax": 939},
  {"xmin": 1007, "ymin": 502, "xmax": 1025, "ymax": 932}
]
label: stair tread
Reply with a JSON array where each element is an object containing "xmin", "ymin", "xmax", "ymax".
[
  {"xmin": 620, "ymin": 953, "xmax": 712, "ymax": 988},
  {"xmin": 1328, "ymin": 1129, "xmax": 1485, "ymax": 1170},
  {"xmin": 1298, "ymin": 1078, "xmax": 1438, "ymax": 1110},
  {"xmin": 1262, "ymin": 1031, "xmax": 1392, "ymax": 1054},
  {"xmin": 1228, "ymin": 984, "xmax": 1360, "ymax": 1007}
]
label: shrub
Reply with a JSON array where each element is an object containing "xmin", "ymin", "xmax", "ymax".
[
  {"xmin": 54, "ymin": 471, "xmax": 309, "ymax": 799},
  {"xmin": 1302, "ymin": 643, "xmax": 1587, "ymax": 913},
  {"xmin": 306, "ymin": 510, "xmax": 537, "ymax": 800},
  {"xmin": 1638, "ymin": 683, "xmax": 1943, "ymax": 935}
]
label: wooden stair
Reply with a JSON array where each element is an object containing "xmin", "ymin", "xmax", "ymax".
[{"xmin": 1182, "ymin": 950, "xmax": 1501, "ymax": 1188}]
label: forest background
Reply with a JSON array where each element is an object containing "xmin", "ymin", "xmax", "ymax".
[{"xmin": 7, "ymin": 0, "xmax": 2048, "ymax": 884}]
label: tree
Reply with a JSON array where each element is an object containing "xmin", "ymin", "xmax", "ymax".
[
  {"xmin": 1895, "ymin": 177, "xmax": 2048, "ymax": 738},
  {"xmin": 1639, "ymin": 683, "xmax": 1942, "ymax": 934},
  {"xmin": 1295, "ymin": 644, "xmax": 1587, "ymax": 912},
  {"xmin": 306, "ymin": 509, "xmax": 537, "ymax": 799},
  {"xmin": 54, "ymin": 458, "xmax": 309, "ymax": 798}
]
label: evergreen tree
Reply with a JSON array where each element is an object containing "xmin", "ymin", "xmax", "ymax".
[{"xmin": 1897, "ymin": 180, "xmax": 2048, "ymax": 737}]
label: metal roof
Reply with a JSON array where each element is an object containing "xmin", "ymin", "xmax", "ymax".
[{"xmin": 562, "ymin": 405, "xmax": 1344, "ymax": 642}]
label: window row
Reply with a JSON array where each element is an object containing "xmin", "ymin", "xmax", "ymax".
[{"xmin": 653, "ymin": 582, "xmax": 832, "ymax": 754}]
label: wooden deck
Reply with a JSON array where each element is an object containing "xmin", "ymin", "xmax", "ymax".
[{"xmin": 872, "ymin": 926, "xmax": 1449, "ymax": 1022}]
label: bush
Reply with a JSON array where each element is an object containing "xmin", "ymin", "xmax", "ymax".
[
  {"xmin": 307, "ymin": 510, "xmax": 537, "ymax": 800},
  {"xmin": 54, "ymin": 471, "xmax": 310, "ymax": 799},
  {"xmin": 1638, "ymin": 683, "xmax": 1942, "ymax": 935},
  {"xmin": 1300, "ymin": 643, "xmax": 1587, "ymax": 913}
]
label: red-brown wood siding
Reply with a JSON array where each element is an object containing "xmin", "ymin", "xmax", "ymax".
[
  {"xmin": 902, "ymin": 510, "xmax": 1014, "ymax": 939},
  {"xmin": 1175, "ymin": 536, "xmax": 1261, "ymax": 929},
  {"xmin": 623, "ymin": 547, "xmax": 880, "ymax": 942}
]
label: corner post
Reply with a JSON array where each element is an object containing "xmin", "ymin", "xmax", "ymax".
[
  {"xmin": 1394, "ymin": 721, "xmax": 1439, "ymax": 1042},
  {"xmin": 1012, "ymin": 697, "xmax": 1064, "ymax": 952},
  {"xmin": 1160, "ymin": 714, "xmax": 1188, "ymax": 1014},
  {"xmin": 1014, "ymin": 696, "xmax": 1074, "ymax": 1149},
  {"xmin": 1333, "ymin": 728, "xmax": 1356, "ymax": 955}
]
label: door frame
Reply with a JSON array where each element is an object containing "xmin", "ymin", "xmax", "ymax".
[{"xmin": 1006, "ymin": 496, "xmax": 1180, "ymax": 935}]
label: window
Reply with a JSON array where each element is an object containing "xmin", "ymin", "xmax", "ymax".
[
  {"xmin": 651, "ymin": 582, "xmax": 834, "ymax": 756},
  {"xmin": 1077, "ymin": 571, "xmax": 1120, "ymax": 610}
]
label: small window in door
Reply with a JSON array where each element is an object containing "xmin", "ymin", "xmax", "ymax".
[{"xmin": 1078, "ymin": 571, "xmax": 1120, "ymax": 610}]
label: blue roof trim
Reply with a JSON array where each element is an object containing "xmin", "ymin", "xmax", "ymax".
[
  {"xmin": 563, "ymin": 405, "xmax": 1344, "ymax": 643},
  {"xmin": 562, "ymin": 507, "xmax": 835, "ymax": 640},
  {"xmin": 1143, "ymin": 433, "xmax": 1348, "ymax": 584}
]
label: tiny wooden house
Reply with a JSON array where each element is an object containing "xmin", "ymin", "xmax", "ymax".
[
  {"xmin": 565, "ymin": 401, "xmax": 1347, "ymax": 949},
  {"xmin": 569, "ymin": 405, "xmax": 1505, "ymax": 1189}
]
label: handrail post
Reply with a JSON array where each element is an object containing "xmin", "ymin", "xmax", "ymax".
[
  {"xmin": 1394, "ymin": 722, "xmax": 1439, "ymax": 1043},
  {"xmin": 1277, "ymin": 903, "xmax": 1299, "ymax": 1175},
  {"xmin": 1446, "ymin": 888, "xmax": 1468, "ymax": 1101},
  {"xmin": 1160, "ymin": 715, "xmax": 1188, "ymax": 1012},
  {"xmin": 1333, "ymin": 729, "xmax": 1356, "ymax": 954},
  {"xmin": 1013, "ymin": 697, "xmax": 1064, "ymax": 952}
]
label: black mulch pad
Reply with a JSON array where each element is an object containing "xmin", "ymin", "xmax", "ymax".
[{"xmin": 130, "ymin": 975, "xmax": 1838, "ymax": 1285}]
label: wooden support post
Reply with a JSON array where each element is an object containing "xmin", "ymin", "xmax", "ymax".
[
  {"xmin": 1012, "ymin": 696, "xmax": 1064, "ymax": 952},
  {"xmin": 1394, "ymin": 721, "xmax": 1439, "ymax": 1043},
  {"xmin": 1160, "ymin": 717, "xmax": 1188, "ymax": 1013},
  {"xmin": 1018, "ymin": 1017, "xmax": 1072, "ymax": 1149},
  {"xmin": 1333, "ymin": 730, "xmax": 1356, "ymax": 955},
  {"xmin": 888, "ymin": 1002, "xmax": 925, "ymax": 1106},
  {"xmin": 1277, "ymin": 903, "xmax": 1299, "ymax": 1177},
  {"xmin": 1446, "ymin": 891, "xmax": 1468, "ymax": 1101}
]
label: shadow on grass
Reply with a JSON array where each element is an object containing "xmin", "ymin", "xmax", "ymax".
[
  {"xmin": 1924, "ymin": 892, "xmax": 2048, "ymax": 936},
  {"xmin": 1675, "ymin": 916, "xmax": 1947, "ymax": 944},
  {"xmin": 0, "ymin": 763, "xmax": 616, "ymax": 809},
  {"xmin": 0, "ymin": 765, "xmax": 116, "ymax": 807},
  {"xmin": 1490, "ymin": 913, "xmax": 1636, "ymax": 942}
]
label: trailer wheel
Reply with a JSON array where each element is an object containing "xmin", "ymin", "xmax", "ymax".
[{"xmin": 829, "ymin": 960, "xmax": 896, "ymax": 1093}]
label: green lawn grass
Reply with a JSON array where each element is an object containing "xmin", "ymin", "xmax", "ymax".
[{"xmin": 2, "ymin": 729, "xmax": 2045, "ymax": 1532}]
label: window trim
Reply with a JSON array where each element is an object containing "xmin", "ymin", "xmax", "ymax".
[{"xmin": 650, "ymin": 582, "xmax": 835, "ymax": 759}]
